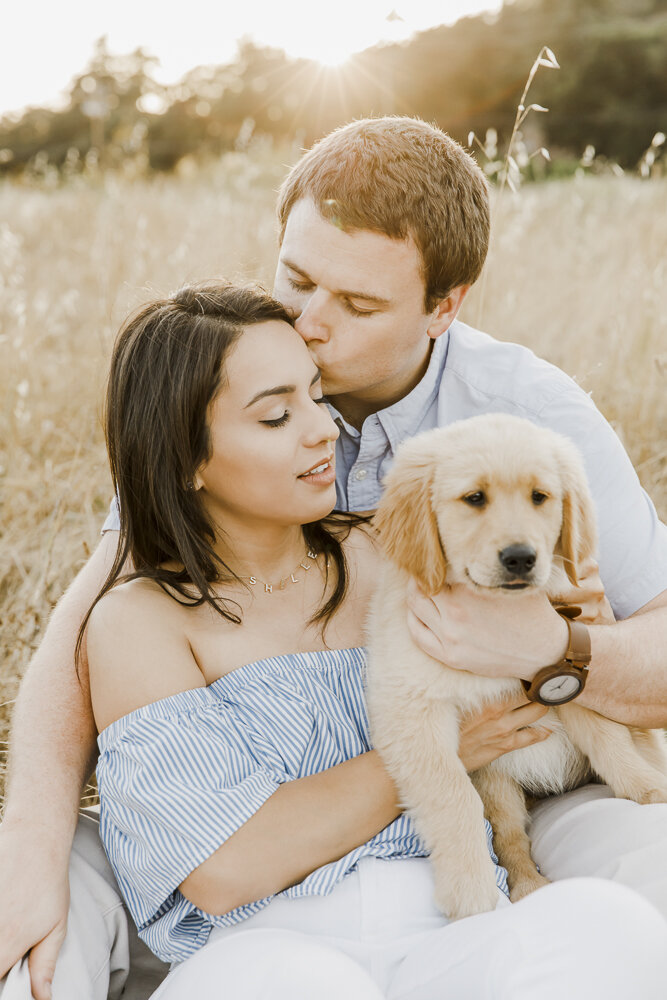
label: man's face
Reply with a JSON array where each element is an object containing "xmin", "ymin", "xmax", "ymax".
[{"xmin": 273, "ymin": 198, "xmax": 452, "ymax": 425}]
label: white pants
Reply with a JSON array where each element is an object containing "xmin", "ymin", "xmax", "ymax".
[
  {"xmin": 150, "ymin": 858, "xmax": 667, "ymax": 1000},
  {"xmin": 2, "ymin": 785, "xmax": 667, "ymax": 999}
]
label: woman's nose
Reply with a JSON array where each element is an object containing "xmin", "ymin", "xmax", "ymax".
[{"xmin": 307, "ymin": 399, "xmax": 339, "ymax": 445}]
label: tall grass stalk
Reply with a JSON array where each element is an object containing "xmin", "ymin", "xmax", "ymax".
[{"xmin": 472, "ymin": 46, "xmax": 559, "ymax": 328}]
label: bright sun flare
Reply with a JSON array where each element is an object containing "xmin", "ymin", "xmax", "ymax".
[
  {"xmin": 279, "ymin": 2, "xmax": 498, "ymax": 70},
  {"xmin": 1, "ymin": 0, "xmax": 501, "ymax": 116},
  {"xmin": 316, "ymin": 48, "xmax": 354, "ymax": 68}
]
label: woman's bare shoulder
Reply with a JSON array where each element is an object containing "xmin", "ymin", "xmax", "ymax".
[
  {"xmin": 90, "ymin": 574, "xmax": 168, "ymax": 614},
  {"xmin": 87, "ymin": 577, "xmax": 206, "ymax": 733}
]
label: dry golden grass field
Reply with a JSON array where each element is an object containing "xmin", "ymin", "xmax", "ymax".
[{"xmin": 0, "ymin": 150, "xmax": 666, "ymax": 807}]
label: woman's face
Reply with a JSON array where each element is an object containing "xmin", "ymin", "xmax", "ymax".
[{"xmin": 196, "ymin": 320, "xmax": 339, "ymax": 531}]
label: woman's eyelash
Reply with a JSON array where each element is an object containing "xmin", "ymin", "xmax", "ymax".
[
  {"xmin": 261, "ymin": 411, "xmax": 290, "ymax": 428},
  {"xmin": 261, "ymin": 397, "xmax": 326, "ymax": 429}
]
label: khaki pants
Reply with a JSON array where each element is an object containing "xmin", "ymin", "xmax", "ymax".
[
  {"xmin": 2, "ymin": 785, "xmax": 667, "ymax": 999},
  {"xmin": 0, "ymin": 809, "xmax": 167, "ymax": 1000}
]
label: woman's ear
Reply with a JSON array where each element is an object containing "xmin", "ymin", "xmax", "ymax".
[
  {"xmin": 556, "ymin": 444, "xmax": 598, "ymax": 586},
  {"xmin": 374, "ymin": 437, "xmax": 448, "ymax": 595}
]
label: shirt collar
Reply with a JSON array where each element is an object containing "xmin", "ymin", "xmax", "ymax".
[{"xmin": 327, "ymin": 330, "xmax": 450, "ymax": 445}]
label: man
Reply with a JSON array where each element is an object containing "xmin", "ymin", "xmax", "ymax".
[{"xmin": 2, "ymin": 116, "xmax": 667, "ymax": 1000}]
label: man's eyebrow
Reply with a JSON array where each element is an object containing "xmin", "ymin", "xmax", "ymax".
[
  {"xmin": 281, "ymin": 258, "xmax": 391, "ymax": 306},
  {"xmin": 245, "ymin": 370, "xmax": 321, "ymax": 408}
]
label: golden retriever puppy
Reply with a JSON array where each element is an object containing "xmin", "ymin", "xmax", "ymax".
[{"xmin": 366, "ymin": 413, "xmax": 667, "ymax": 920}]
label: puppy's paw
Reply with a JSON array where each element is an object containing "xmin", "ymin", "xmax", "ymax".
[
  {"xmin": 509, "ymin": 872, "xmax": 550, "ymax": 902},
  {"xmin": 433, "ymin": 867, "xmax": 499, "ymax": 921},
  {"xmin": 637, "ymin": 787, "xmax": 667, "ymax": 805}
]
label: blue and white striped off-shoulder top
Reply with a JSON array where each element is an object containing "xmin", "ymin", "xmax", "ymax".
[{"xmin": 97, "ymin": 646, "xmax": 509, "ymax": 964}]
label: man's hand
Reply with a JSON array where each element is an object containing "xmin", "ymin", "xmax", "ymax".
[
  {"xmin": 457, "ymin": 692, "xmax": 552, "ymax": 772},
  {"xmin": 406, "ymin": 579, "xmax": 569, "ymax": 681},
  {"xmin": 0, "ymin": 822, "xmax": 70, "ymax": 999},
  {"xmin": 0, "ymin": 533, "xmax": 120, "ymax": 997}
]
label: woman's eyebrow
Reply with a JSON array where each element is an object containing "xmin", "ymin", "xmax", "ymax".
[
  {"xmin": 245, "ymin": 370, "xmax": 321, "ymax": 408},
  {"xmin": 281, "ymin": 257, "xmax": 391, "ymax": 306}
]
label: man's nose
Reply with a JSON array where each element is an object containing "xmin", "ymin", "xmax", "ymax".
[{"xmin": 294, "ymin": 291, "xmax": 329, "ymax": 343}]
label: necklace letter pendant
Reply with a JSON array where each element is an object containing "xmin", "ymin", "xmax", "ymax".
[
  {"xmin": 300, "ymin": 549, "xmax": 318, "ymax": 572},
  {"xmin": 249, "ymin": 551, "xmax": 319, "ymax": 594}
]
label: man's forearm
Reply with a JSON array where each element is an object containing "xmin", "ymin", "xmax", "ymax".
[
  {"xmin": 407, "ymin": 584, "xmax": 667, "ymax": 730},
  {"xmin": 179, "ymin": 749, "xmax": 402, "ymax": 915},
  {"xmin": 578, "ymin": 596, "xmax": 667, "ymax": 727},
  {"xmin": 2, "ymin": 533, "xmax": 118, "ymax": 851}
]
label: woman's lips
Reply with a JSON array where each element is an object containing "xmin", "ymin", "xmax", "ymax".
[{"xmin": 298, "ymin": 461, "xmax": 336, "ymax": 486}]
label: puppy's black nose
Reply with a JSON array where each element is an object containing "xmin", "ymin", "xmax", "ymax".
[{"xmin": 499, "ymin": 544, "xmax": 536, "ymax": 576}]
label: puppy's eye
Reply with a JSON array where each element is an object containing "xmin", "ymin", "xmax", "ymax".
[
  {"xmin": 532, "ymin": 490, "xmax": 549, "ymax": 506},
  {"xmin": 463, "ymin": 491, "xmax": 487, "ymax": 508}
]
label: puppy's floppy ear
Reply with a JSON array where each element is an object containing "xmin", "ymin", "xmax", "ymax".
[
  {"xmin": 374, "ymin": 437, "xmax": 448, "ymax": 595},
  {"xmin": 555, "ymin": 441, "xmax": 598, "ymax": 586}
]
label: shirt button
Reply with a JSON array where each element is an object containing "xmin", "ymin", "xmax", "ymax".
[{"xmin": 354, "ymin": 468, "xmax": 368, "ymax": 481}]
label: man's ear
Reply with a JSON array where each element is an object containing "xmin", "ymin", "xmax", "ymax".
[{"xmin": 426, "ymin": 284, "xmax": 471, "ymax": 340}]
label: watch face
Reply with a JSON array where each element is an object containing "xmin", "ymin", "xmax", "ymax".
[{"xmin": 538, "ymin": 674, "xmax": 582, "ymax": 704}]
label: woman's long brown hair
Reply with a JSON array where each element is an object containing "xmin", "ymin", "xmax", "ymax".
[{"xmin": 76, "ymin": 281, "xmax": 367, "ymax": 670}]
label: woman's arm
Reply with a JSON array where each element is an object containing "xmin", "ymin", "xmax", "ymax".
[{"xmin": 180, "ymin": 749, "xmax": 400, "ymax": 914}]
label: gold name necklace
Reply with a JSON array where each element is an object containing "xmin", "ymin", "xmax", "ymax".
[{"xmin": 245, "ymin": 550, "xmax": 319, "ymax": 594}]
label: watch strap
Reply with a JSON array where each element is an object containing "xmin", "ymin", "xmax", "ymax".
[
  {"xmin": 521, "ymin": 607, "xmax": 591, "ymax": 704},
  {"xmin": 562, "ymin": 616, "xmax": 592, "ymax": 668}
]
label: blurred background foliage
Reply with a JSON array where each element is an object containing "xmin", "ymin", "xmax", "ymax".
[{"xmin": 1, "ymin": 0, "xmax": 666, "ymax": 180}]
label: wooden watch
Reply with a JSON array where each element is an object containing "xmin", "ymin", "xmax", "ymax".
[{"xmin": 521, "ymin": 606, "xmax": 592, "ymax": 706}]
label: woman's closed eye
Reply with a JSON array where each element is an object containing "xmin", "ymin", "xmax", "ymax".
[
  {"xmin": 261, "ymin": 411, "xmax": 291, "ymax": 428},
  {"xmin": 260, "ymin": 396, "xmax": 327, "ymax": 429}
]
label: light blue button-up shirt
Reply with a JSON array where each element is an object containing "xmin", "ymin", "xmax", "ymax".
[
  {"xmin": 104, "ymin": 318, "xmax": 667, "ymax": 620},
  {"xmin": 330, "ymin": 326, "xmax": 447, "ymax": 513}
]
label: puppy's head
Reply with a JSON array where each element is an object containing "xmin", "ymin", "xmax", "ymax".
[{"xmin": 375, "ymin": 415, "xmax": 597, "ymax": 595}]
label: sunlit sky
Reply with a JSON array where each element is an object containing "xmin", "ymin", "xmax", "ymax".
[{"xmin": 1, "ymin": 0, "xmax": 502, "ymax": 117}]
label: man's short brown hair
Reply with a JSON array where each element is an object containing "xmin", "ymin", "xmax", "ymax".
[{"xmin": 277, "ymin": 116, "xmax": 490, "ymax": 312}]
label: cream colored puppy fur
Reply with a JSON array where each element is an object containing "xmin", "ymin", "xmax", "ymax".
[{"xmin": 366, "ymin": 413, "xmax": 667, "ymax": 920}]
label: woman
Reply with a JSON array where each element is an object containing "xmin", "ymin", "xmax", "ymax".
[{"xmin": 85, "ymin": 280, "xmax": 667, "ymax": 999}]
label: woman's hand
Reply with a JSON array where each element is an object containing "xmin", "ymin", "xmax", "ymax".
[
  {"xmin": 0, "ymin": 821, "xmax": 70, "ymax": 1000},
  {"xmin": 457, "ymin": 692, "xmax": 552, "ymax": 772}
]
